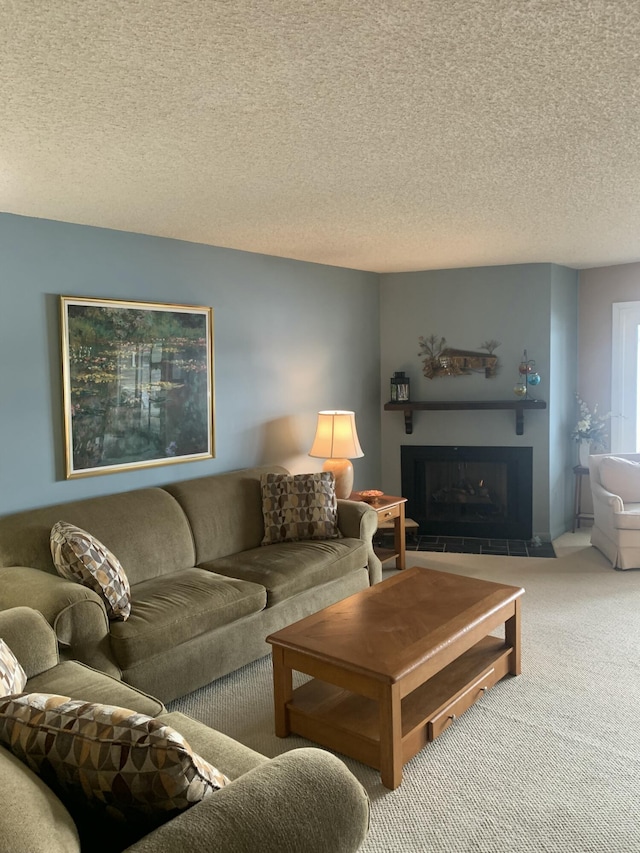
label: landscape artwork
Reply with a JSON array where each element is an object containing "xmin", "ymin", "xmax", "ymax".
[{"xmin": 60, "ymin": 296, "xmax": 214, "ymax": 478}]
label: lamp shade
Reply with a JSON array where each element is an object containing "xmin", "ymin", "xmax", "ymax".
[{"xmin": 308, "ymin": 411, "xmax": 364, "ymax": 460}]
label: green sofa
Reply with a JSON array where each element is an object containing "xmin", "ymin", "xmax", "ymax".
[
  {"xmin": 0, "ymin": 606, "xmax": 370, "ymax": 853},
  {"xmin": 0, "ymin": 465, "xmax": 381, "ymax": 702}
]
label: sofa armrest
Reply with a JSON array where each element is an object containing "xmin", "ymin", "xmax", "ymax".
[
  {"xmin": 337, "ymin": 499, "xmax": 382, "ymax": 584},
  {"xmin": 590, "ymin": 480, "xmax": 625, "ymax": 527},
  {"xmin": 0, "ymin": 565, "xmax": 103, "ymax": 623},
  {"xmin": 0, "ymin": 746, "xmax": 81, "ymax": 853},
  {"xmin": 0, "ymin": 566, "xmax": 120, "ymax": 678},
  {"xmin": 0, "ymin": 607, "xmax": 59, "ymax": 678},
  {"xmin": 589, "ymin": 481, "xmax": 627, "ymax": 546},
  {"xmin": 125, "ymin": 747, "xmax": 369, "ymax": 853},
  {"xmin": 590, "ymin": 481, "xmax": 624, "ymax": 511}
]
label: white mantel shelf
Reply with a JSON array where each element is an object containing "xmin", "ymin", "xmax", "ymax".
[{"xmin": 384, "ymin": 399, "xmax": 547, "ymax": 436}]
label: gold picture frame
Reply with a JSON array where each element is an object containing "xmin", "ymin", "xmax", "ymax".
[{"xmin": 60, "ymin": 296, "xmax": 215, "ymax": 478}]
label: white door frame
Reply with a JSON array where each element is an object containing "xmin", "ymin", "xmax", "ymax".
[{"xmin": 611, "ymin": 301, "xmax": 640, "ymax": 452}]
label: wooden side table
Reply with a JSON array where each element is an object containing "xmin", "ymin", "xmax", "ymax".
[
  {"xmin": 573, "ymin": 465, "xmax": 594, "ymax": 532},
  {"xmin": 350, "ymin": 493, "xmax": 407, "ymax": 570}
]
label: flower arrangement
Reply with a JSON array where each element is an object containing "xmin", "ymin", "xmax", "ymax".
[{"xmin": 571, "ymin": 395, "xmax": 611, "ymax": 448}]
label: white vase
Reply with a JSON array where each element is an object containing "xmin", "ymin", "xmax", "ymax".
[{"xmin": 579, "ymin": 440, "xmax": 591, "ymax": 468}]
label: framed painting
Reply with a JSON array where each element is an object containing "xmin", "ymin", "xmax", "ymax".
[{"xmin": 60, "ymin": 296, "xmax": 215, "ymax": 478}]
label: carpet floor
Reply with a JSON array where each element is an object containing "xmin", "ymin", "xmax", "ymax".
[{"xmin": 168, "ymin": 531, "xmax": 640, "ymax": 852}]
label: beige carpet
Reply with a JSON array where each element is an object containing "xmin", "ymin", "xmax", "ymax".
[{"xmin": 168, "ymin": 532, "xmax": 640, "ymax": 852}]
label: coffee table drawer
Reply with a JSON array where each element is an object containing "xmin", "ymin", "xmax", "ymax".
[{"xmin": 427, "ymin": 660, "xmax": 505, "ymax": 740}]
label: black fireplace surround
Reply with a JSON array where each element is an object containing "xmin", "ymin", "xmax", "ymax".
[{"xmin": 401, "ymin": 445, "xmax": 533, "ymax": 540}]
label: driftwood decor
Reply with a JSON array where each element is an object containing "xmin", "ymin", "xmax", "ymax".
[{"xmin": 418, "ymin": 335, "xmax": 500, "ymax": 379}]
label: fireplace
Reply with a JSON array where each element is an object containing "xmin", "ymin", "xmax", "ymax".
[{"xmin": 401, "ymin": 445, "xmax": 533, "ymax": 540}]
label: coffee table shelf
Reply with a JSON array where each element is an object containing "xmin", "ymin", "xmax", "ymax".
[{"xmin": 287, "ymin": 636, "xmax": 511, "ymax": 768}]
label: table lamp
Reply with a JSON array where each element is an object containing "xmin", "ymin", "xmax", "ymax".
[{"xmin": 308, "ymin": 410, "xmax": 364, "ymax": 499}]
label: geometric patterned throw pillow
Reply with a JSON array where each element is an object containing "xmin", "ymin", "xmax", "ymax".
[
  {"xmin": 50, "ymin": 521, "xmax": 131, "ymax": 621},
  {"xmin": 260, "ymin": 471, "xmax": 342, "ymax": 546},
  {"xmin": 0, "ymin": 639, "xmax": 27, "ymax": 697},
  {"xmin": 0, "ymin": 693, "xmax": 229, "ymax": 830}
]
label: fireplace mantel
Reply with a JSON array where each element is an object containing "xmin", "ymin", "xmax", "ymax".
[{"xmin": 384, "ymin": 399, "xmax": 547, "ymax": 435}]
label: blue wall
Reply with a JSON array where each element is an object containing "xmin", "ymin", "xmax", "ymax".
[
  {"xmin": 0, "ymin": 214, "xmax": 381, "ymax": 514},
  {"xmin": 0, "ymin": 212, "xmax": 580, "ymax": 536}
]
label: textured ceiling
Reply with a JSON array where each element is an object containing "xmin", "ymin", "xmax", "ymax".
[{"xmin": 2, "ymin": 1, "xmax": 640, "ymax": 273}]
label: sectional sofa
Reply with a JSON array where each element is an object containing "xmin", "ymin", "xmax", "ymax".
[
  {"xmin": 0, "ymin": 465, "xmax": 381, "ymax": 702},
  {"xmin": 0, "ymin": 606, "xmax": 371, "ymax": 853}
]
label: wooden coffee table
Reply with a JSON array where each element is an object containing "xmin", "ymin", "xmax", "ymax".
[{"xmin": 266, "ymin": 566, "xmax": 524, "ymax": 789}]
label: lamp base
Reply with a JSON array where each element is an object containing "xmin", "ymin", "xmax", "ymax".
[{"xmin": 322, "ymin": 458, "xmax": 354, "ymax": 500}]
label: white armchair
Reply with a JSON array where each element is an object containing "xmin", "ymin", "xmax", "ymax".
[{"xmin": 588, "ymin": 452, "xmax": 640, "ymax": 570}]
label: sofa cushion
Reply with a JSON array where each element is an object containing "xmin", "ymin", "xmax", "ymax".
[
  {"xmin": 202, "ymin": 538, "xmax": 369, "ymax": 606},
  {"xmin": 0, "ymin": 488, "xmax": 196, "ymax": 585},
  {"xmin": 27, "ymin": 660, "xmax": 164, "ymax": 717},
  {"xmin": 0, "ymin": 639, "xmax": 27, "ymax": 697},
  {"xmin": 599, "ymin": 455, "xmax": 640, "ymax": 503},
  {"xmin": 613, "ymin": 505, "xmax": 640, "ymax": 530},
  {"xmin": 50, "ymin": 521, "xmax": 131, "ymax": 621},
  {"xmin": 0, "ymin": 693, "xmax": 229, "ymax": 831},
  {"xmin": 260, "ymin": 471, "xmax": 341, "ymax": 546},
  {"xmin": 163, "ymin": 465, "xmax": 288, "ymax": 564},
  {"xmin": 109, "ymin": 568, "xmax": 267, "ymax": 670}
]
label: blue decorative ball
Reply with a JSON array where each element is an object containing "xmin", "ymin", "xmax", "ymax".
[{"xmin": 527, "ymin": 373, "xmax": 541, "ymax": 386}]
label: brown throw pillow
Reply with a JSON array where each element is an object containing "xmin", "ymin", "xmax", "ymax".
[
  {"xmin": 261, "ymin": 471, "xmax": 341, "ymax": 545},
  {"xmin": 50, "ymin": 521, "xmax": 131, "ymax": 620},
  {"xmin": 0, "ymin": 693, "xmax": 229, "ymax": 831},
  {"xmin": 0, "ymin": 639, "xmax": 27, "ymax": 697}
]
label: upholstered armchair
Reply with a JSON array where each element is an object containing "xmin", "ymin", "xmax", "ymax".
[{"xmin": 588, "ymin": 453, "xmax": 640, "ymax": 570}]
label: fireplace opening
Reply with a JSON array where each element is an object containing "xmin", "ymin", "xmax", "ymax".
[{"xmin": 401, "ymin": 445, "xmax": 533, "ymax": 540}]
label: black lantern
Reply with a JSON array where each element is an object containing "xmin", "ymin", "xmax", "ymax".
[{"xmin": 390, "ymin": 371, "xmax": 410, "ymax": 402}]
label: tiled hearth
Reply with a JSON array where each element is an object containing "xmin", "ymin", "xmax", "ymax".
[
  {"xmin": 412, "ymin": 535, "xmax": 556, "ymax": 558},
  {"xmin": 374, "ymin": 527, "xmax": 557, "ymax": 557}
]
